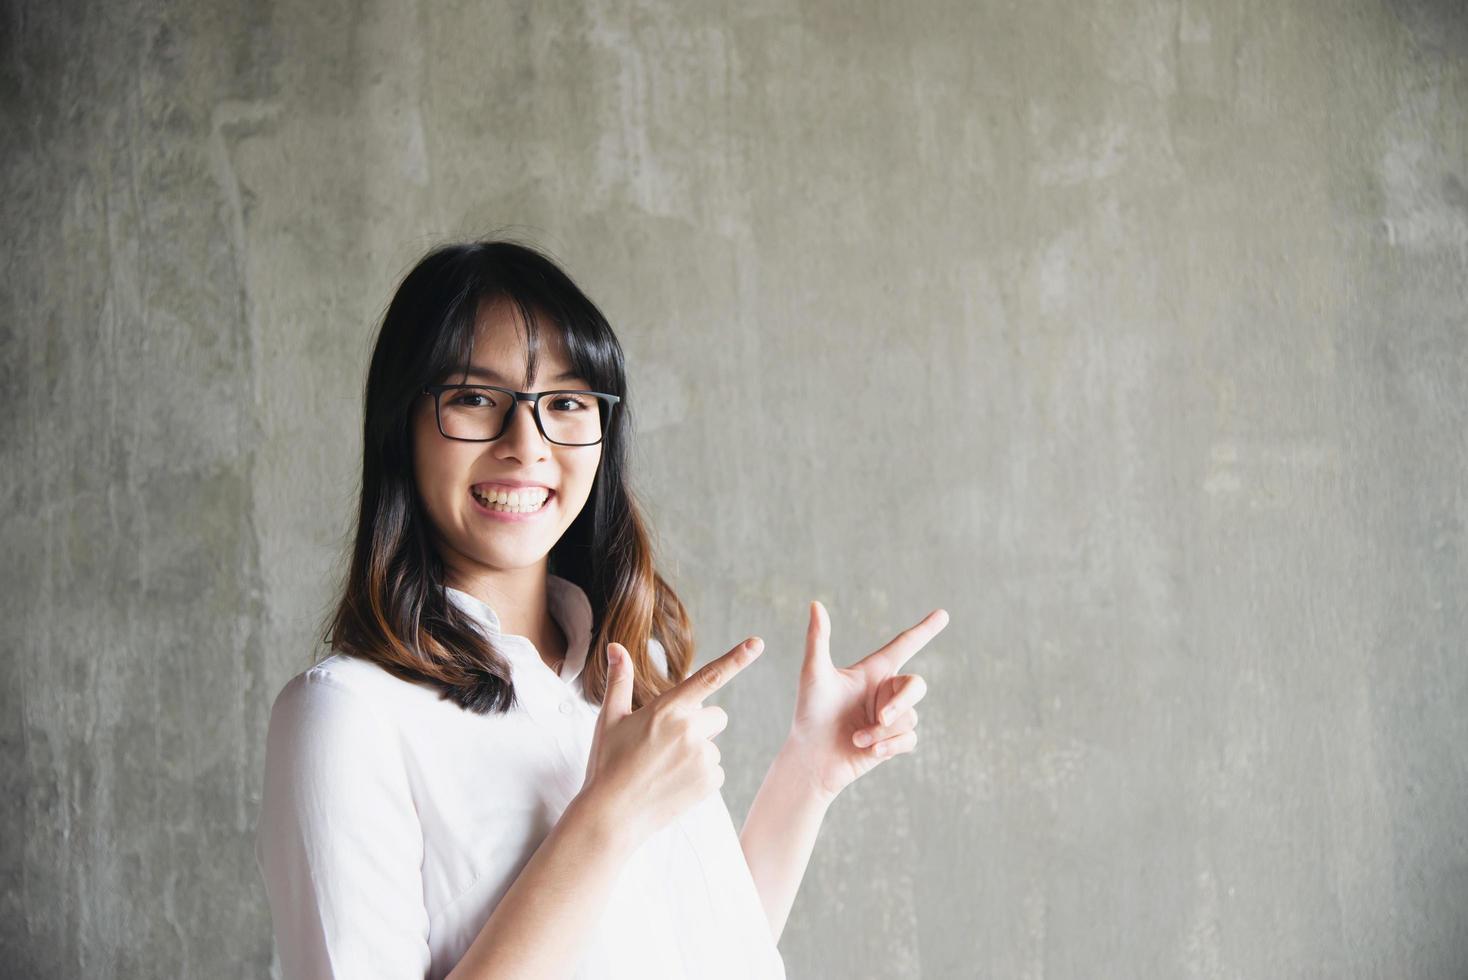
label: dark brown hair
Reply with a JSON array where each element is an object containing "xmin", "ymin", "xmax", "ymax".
[{"xmin": 321, "ymin": 238, "xmax": 693, "ymax": 713}]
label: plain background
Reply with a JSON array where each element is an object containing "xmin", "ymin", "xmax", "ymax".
[{"xmin": 3, "ymin": 0, "xmax": 1466, "ymax": 977}]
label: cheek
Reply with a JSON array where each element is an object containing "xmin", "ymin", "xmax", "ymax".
[
  {"xmin": 412, "ymin": 417, "xmax": 466, "ymax": 513},
  {"xmin": 558, "ymin": 451, "xmax": 601, "ymax": 509},
  {"xmin": 575, "ymin": 450, "xmax": 603, "ymax": 494}
]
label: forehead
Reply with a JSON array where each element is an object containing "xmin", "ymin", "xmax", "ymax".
[{"xmin": 461, "ymin": 295, "xmax": 582, "ymax": 385}]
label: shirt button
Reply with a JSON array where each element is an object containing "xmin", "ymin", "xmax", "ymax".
[{"xmin": 558, "ymin": 700, "xmax": 574, "ymax": 714}]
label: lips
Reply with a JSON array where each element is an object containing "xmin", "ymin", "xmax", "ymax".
[{"xmin": 469, "ymin": 484, "xmax": 554, "ymax": 515}]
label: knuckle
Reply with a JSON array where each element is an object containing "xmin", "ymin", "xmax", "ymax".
[{"xmin": 650, "ymin": 701, "xmax": 680, "ymax": 730}]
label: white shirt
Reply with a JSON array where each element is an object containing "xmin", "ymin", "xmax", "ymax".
[{"xmin": 255, "ymin": 574, "xmax": 787, "ymax": 980}]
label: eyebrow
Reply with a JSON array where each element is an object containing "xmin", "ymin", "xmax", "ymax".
[{"xmin": 457, "ymin": 366, "xmax": 587, "ymax": 386}]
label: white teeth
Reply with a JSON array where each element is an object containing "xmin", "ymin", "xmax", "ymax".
[{"xmin": 472, "ymin": 486, "xmax": 550, "ymax": 513}]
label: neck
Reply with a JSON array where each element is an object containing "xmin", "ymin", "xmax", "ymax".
[{"xmin": 443, "ymin": 558, "xmax": 556, "ymax": 644}]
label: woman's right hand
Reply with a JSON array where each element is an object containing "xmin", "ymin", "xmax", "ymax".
[{"xmin": 580, "ymin": 636, "xmax": 765, "ymax": 846}]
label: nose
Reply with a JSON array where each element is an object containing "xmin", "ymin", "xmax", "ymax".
[{"xmin": 494, "ymin": 399, "xmax": 550, "ymax": 462}]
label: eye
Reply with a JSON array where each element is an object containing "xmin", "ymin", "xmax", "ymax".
[
  {"xmin": 548, "ymin": 394, "xmax": 593, "ymax": 412},
  {"xmin": 448, "ymin": 389, "xmax": 498, "ymax": 408}
]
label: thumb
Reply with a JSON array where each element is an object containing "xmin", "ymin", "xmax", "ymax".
[
  {"xmin": 599, "ymin": 641, "xmax": 635, "ymax": 725},
  {"xmin": 803, "ymin": 600, "xmax": 835, "ymax": 678}
]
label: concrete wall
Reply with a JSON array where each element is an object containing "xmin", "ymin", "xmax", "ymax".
[{"xmin": 4, "ymin": 0, "xmax": 1465, "ymax": 976}]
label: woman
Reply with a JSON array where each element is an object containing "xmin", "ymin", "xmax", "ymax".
[{"xmin": 254, "ymin": 239, "xmax": 948, "ymax": 979}]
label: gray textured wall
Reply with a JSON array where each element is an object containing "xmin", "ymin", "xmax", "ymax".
[{"xmin": 4, "ymin": 0, "xmax": 1466, "ymax": 977}]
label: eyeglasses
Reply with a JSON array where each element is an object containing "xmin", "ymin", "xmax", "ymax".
[{"xmin": 422, "ymin": 384, "xmax": 621, "ymax": 446}]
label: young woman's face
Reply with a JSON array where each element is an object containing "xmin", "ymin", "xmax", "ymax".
[{"xmin": 411, "ymin": 297, "xmax": 604, "ymax": 581}]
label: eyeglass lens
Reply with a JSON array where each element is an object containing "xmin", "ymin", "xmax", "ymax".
[{"xmin": 437, "ymin": 387, "xmax": 609, "ymax": 445}]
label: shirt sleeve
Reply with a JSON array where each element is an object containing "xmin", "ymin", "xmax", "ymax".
[{"xmin": 255, "ymin": 672, "xmax": 433, "ymax": 979}]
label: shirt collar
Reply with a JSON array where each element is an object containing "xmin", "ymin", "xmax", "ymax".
[{"xmin": 443, "ymin": 574, "xmax": 594, "ymax": 684}]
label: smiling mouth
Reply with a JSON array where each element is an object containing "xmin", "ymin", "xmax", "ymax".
[{"xmin": 469, "ymin": 485, "xmax": 554, "ymax": 514}]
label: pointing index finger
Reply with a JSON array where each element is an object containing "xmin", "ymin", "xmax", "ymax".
[
  {"xmin": 870, "ymin": 608, "xmax": 949, "ymax": 675},
  {"xmin": 668, "ymin": 637, "xmax": 765, "ymax": 706}
]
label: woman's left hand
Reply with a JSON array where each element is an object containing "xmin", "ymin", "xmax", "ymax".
[{"xmin": 780, "ymin": 600, "xmax": 948, "ymax": 802}]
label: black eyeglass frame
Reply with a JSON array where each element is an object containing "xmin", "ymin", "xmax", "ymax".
[{"xmin": 422, "ymin": 383, "xmax": 622, "ymax": 447}]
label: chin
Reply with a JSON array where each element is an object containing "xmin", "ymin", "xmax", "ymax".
[{"xmin": 470, "ymin": 544, "xmax": 549, "ymax": 569}]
